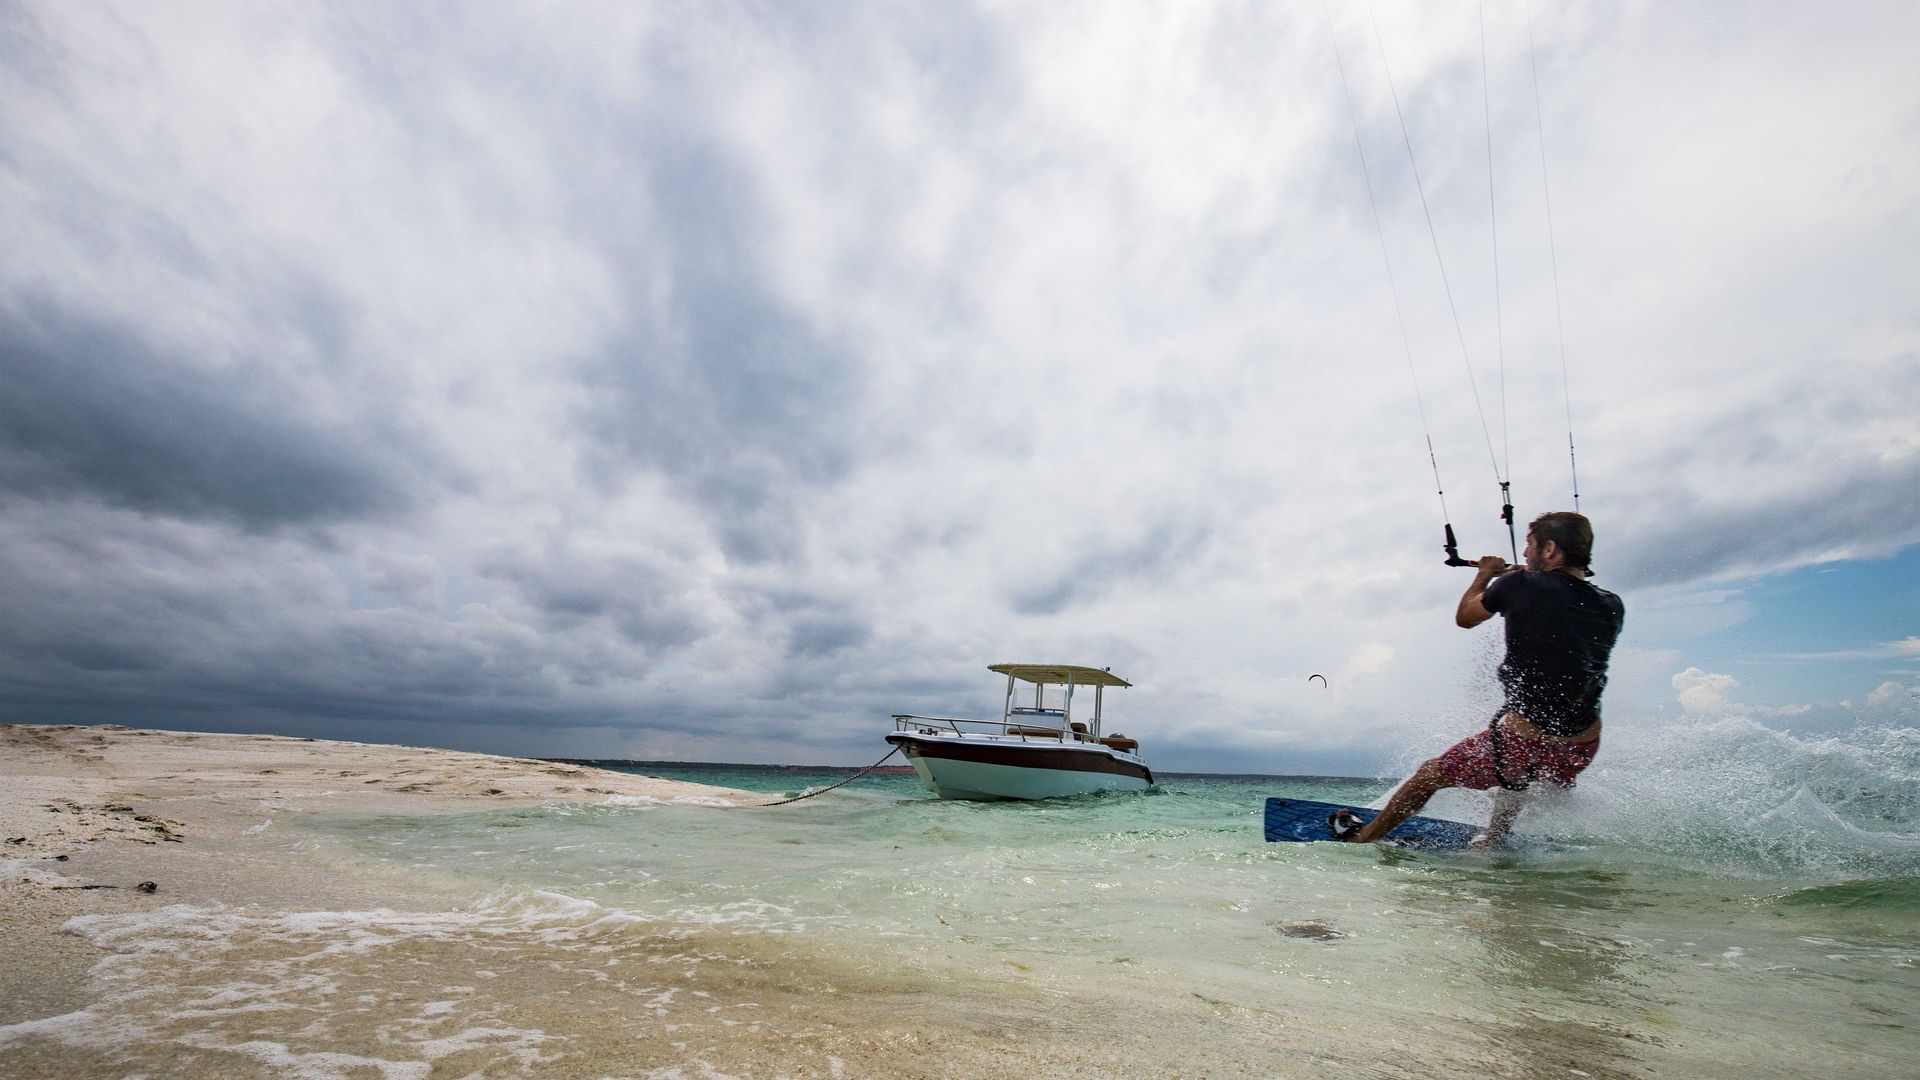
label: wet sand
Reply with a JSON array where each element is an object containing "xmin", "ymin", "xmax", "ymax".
[{"xmin": 0, "ymin": 723, "xmax": 770, "ymax": 1046}]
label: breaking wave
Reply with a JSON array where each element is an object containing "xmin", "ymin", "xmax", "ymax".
[{"xmin": 1516, "ymin": 718, "xmax": 1920, "ymax": 879}]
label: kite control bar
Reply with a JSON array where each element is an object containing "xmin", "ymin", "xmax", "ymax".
[{"xmin": 1443, "ymin": 524, "xmax": 1475, "ymax": 567}]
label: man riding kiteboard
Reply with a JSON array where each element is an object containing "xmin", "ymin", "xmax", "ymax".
[{"xmin": 1337, "ymin": 511, "xmax": 1625, "ymax": 847}]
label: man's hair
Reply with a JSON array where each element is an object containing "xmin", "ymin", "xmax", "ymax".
[{"xmin": 1529, "ymin": 511, "xmax": 1594, "ymax": 569}]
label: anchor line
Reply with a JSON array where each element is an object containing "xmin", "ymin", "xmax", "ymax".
[{"xmin": 756, "ymin": 746, "xmax": 901, "ymax": 807}]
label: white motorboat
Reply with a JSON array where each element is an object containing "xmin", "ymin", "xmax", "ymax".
[{"xmin": 885, "ymin": 663, "xmax": 1151, "ymax": 801}]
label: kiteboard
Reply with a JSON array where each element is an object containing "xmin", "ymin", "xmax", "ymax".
[{"xmin": 1263, "ymin": 796, "xmax": 1480, "ymax": 850}]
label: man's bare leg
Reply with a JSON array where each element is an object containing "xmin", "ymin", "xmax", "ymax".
[
  {"xmin": 1473, "ymin": 788, "xmax": 1527, "ymax": 848},
  {"xmin": 1348, "ymin": 760, "xmax": 1449, "ymax": 843}
]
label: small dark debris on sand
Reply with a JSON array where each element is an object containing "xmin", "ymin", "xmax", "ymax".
[
  {"xmin": 1274, "ymin": 921, "xmax": 1347, "ymax": 941},
  {"xmin": 48, "ymin": 881, "xmax": 159, "ymax": 893}
]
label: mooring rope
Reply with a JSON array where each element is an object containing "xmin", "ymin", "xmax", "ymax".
[{"xmin": 756, "ymin": 746, "xmax": 901, "ymax": 807}]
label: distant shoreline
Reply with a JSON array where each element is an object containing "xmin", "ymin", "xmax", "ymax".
[{"xmin": 550, "ymin": 757, "xmax": 1381, "ymax": 784}]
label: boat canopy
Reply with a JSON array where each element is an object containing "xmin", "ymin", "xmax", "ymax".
[{"xmin": 987, "ymin": 663, "xmax": 1131, "ymax": 688}]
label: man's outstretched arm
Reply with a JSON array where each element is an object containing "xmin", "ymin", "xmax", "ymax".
[{"xmin": 1456, "ymin": 556, "xmax": 1510, "ymax": 628}]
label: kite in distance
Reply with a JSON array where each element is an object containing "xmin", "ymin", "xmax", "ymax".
[{"xmin": 1308, "ymin": 674, "xmax": 1327, "ymax": 688}]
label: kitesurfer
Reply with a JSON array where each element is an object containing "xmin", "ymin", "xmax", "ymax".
[{"xmin": 1339, "ymin": 511, "xmax": 1624, "ymax": 847}]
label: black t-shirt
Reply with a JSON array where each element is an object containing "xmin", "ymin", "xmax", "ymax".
[{"xmin": 1480, "ymin": 569, "xmax": 1625, "ymax": 737}]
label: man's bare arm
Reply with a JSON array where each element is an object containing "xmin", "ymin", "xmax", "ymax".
[{"xmin": 1456, "ymin": 556, "xmax": 1510, "ymax": 628}]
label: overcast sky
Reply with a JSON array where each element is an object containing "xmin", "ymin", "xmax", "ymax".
[{"xmin": 3, "ymin": 1, "xmax": 1915, "ymax": 774}]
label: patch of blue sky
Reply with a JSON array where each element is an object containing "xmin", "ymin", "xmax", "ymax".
[{"xmin": 1664, "ymin": 543, "xmax": 1920, "ymax": 720}]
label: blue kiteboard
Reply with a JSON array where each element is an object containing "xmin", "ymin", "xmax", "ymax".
[{"xmin": 1263, "ymin": 796, "xmax": 1480, "ymax": 850}]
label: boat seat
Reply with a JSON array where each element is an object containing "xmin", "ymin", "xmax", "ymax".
[
  {"xmin": 1099, "ymin": 736, "xmax": 1139, "ymax": 751},
  {"xmin": 1009, "ymin": 726, "xmax": 1063, "ymax": 738}
]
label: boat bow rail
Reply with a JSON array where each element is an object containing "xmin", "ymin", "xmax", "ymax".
[{"xmin": 891, "ymin": 713, "xmax": 1141, "ymax": 751}]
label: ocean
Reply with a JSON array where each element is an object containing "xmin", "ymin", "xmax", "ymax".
[{"xmin": 17, "ymin": 716, "xmax": 1920, "ymax": 1078}]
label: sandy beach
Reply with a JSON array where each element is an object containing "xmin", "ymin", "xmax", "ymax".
[{"xmin": 1, "ymin": 722, "xmax": 778, "ymax": 1073}]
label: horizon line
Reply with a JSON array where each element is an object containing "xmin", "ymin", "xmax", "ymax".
[{"xmin": 547, "ymin": 757, "xmax": 1386, "ymax": 784}]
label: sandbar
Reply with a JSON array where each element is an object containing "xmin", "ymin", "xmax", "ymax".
[{"xmin": 0, "ymin": 722, "xmax": 768, "ymax": 1034}]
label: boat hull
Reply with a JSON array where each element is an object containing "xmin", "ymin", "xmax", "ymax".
[{"xmin": 885, "ymin": 733, "xmax": 1152, "ymax": 801}]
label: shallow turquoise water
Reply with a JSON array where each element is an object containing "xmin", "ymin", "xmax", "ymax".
[
  {"xmin": 316, "ymin": 725, "xmax": 1920, "ymax": 1077},
  {"xmin": 25, "ymin": 718, "xmax": 1920, "ymax": 1077}
]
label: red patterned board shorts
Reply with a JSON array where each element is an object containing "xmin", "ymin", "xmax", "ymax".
[{"xmin": 1434, "ymin": 717, "xmax": 1599, "ymax": 791}]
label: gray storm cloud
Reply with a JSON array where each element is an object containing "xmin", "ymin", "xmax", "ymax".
[
  {"xmin": 0, "ymin": 297, "xmax": 440, "ymax": 528},
  {"xmin": 2, "ymin": 2, "xmax": 1915, "ymax": 770}
]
